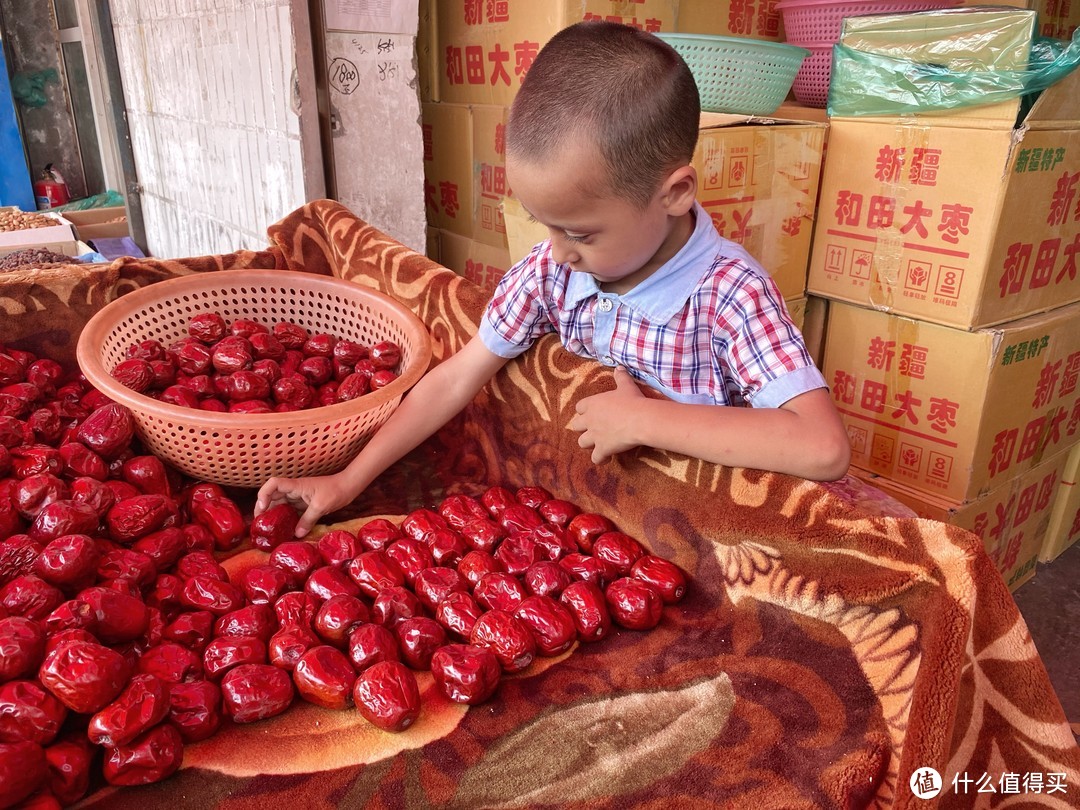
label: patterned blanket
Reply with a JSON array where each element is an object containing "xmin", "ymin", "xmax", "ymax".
[{"xmin": 2, "ymin": 200, "xmax": 1077, "ymax": 809}]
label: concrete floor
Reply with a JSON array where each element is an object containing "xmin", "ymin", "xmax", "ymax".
[{"xmin": 1012, "ymin": 540, "xmax": 1080, "ymax": 735}]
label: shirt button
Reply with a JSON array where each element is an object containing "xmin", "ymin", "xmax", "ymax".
[
  {"xmin": 598, "ymin": 298, "xmax": 613, "ymax": 312},
  {"xmin": 604, "ymin": 356, "xmax": 614, "ymax": 364}
]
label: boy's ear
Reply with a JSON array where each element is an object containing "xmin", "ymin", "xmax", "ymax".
[{"xmin": 660, "ymin": 164, "xmax": 698, "ymax": 214}]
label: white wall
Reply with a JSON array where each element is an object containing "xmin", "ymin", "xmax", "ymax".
[
  {"xmin": 325, "ymin": 29, "xmax": 425, "ymax": 254},
  {"xmin": 109, "ymin": 0, "xmax": 319, "ymax": 258}
]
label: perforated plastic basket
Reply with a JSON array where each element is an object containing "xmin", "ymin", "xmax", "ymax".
[
  {"xmin": 655, "ymin": 34, "xmax": 809, "ymax": 115},
  {"xmin": 76, "ymin": 269, "xmax": 432, "ymax": 489},
  {"xmin": 777, "ymin": 0, "xmax": 960, "ymax": 44},
  {"xmin": 790, "ymin": 43, "xmax": 835, "ymax": 107}
]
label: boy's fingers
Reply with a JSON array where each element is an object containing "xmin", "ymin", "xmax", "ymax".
[
  {"xmin": 614, "ymin": 367, "xmax": 639, "ymax": 393},
  {"xmin": 295, "ymin": 505, "xmax": 321, "ymax": 538},
  {"xmin": 254, "ymin": 480, "xmax": 279, "ymax": 514}
]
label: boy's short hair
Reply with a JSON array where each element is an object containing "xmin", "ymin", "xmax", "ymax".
[{"xmin": 506, "ymin": 20, "xmax": 700, "ymax": 209}]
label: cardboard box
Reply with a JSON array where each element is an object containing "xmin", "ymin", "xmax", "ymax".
[
  {"xmin": 422, "ymin": 102, "xmax": 473, "ymax": 236},
  {"xmin": 472, "ymin": 104, "xmax": 510, "ymax": 249},
  {"xmin": 801, "ymin": 294, "xmax": 828, "ymax": 367},
  {"xmin": 0, "ymin": 240, "xmax": 98, "ymax": 264},
  {"xmin": 425, "ymin": 226, "xmax": 439, "ymax": 260},
  {"xmin": 695, "ymin": 112, "xmax": 826, "ymax": 300},
  {"xmin": 422, "ymin": 102, "xmax": 510, "ymax": 249},
  {"xmin": 436, "ymin": 228, "xmax": 512, "ymax": 295},
  {"xmin": 63, "ymin": 207, "xmax": 129, "ymax": 241},
  {"xmin": 676, "ymin": 0, "xmax": 782, "ymax": 41},
  {"xmin": 502, "ymin": 196, "xmax": 545, "ymax": 263},
  {"xmin": 958, "ymin": 0, "xmax": 1079, "ymax": 39},
  {"xmin": 772, "ymin": 101, "xmax": 828, "ymax": 125},
  {"xmin": 433, "ymin": 0, "xmax": 679, "ymax": 106},
  {"xmin": 807, "ymin": 63, "xmax": 1080, "ymax": 330},
  {"xmin": 822, "ymin": 299, "xmax": 1080, "ymax": 503},
  {"xmin": 853, "ymin": 448, "xmax": 1073, "ymax": 591},
  {"xmin": 785, "ymin": 295, "xmax": 806, "ymax": 333},
  {"xmin": 0, "ymin": 212, "xmax": 76, "ymax": 248},
  {"xmin": 1040, "ymin": 442, "xmax": 1080, "ymax": 561}
]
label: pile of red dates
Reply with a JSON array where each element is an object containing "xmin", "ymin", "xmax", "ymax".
[
  {"xmin": 0, "ymin": 343, "xmax": 687, "ymax": 807},
  {"xmin": 109, "ymin": 313, "xmax": 404, "ymax": 413}
]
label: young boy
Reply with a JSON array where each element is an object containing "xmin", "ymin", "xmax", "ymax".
[{"xmin": 256, "ymin": 20, "xmax": 851, "ymax": 538}]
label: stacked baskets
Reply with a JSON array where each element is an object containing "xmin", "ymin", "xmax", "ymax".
[{"xmin": 778, "ymin": 0, "xmax": 960, "ymax": 107}]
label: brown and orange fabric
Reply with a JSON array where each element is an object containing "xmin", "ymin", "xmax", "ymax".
[{"xmin": 3, "ymin": 200, "xmax": 1078, "ymax": 809}]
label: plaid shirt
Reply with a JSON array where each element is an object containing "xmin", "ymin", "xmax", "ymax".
[{"xmin": 478, "ymin": 202, "xmax": 826, "ymax": 408}]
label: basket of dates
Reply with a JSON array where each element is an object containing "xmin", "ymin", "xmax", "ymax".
[{"xmin": 76, "ymin": 269, "xmax": 432, "ymax": 488}]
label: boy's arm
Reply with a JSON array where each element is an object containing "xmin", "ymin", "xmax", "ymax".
[
  {"xmin": 570, "ymin": 368, "xmax": 851, "ymax": 481},
  {"xmin": 257, "ymin": 335, "xmax": 510, "ymax": 536}
]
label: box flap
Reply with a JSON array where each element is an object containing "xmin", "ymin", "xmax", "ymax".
[{"xmin": 699, "ymin": 111, "xmax": 825, "ymax": 129}]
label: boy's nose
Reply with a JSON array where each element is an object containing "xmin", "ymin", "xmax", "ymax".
[{"xmin": 549, "ymin": 232, "xmax": 578, "ymax": 266}]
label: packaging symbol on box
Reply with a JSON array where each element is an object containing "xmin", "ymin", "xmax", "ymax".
[{"xmin": 823, "ymin": 299, "xmax": 1080, "ymax": 503}]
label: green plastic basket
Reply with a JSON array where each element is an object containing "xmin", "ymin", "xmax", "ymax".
[{"xmin": 655, "ymin": 33, "xmax": 810, "ymax": 115}]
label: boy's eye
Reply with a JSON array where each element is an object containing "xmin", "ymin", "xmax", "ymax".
[{"xmin": 563, "ymin": 232, "xmax": 589, "ymax": 244}]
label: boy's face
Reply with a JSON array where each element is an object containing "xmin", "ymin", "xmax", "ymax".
[{"xmin": 506, "ymin": 139, "xmax": 691, "ymax": 293}]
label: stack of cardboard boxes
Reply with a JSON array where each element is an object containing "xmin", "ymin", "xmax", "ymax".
[
  {"xmin": 805, "ymin": 7, "xmax": 1080, "ymax": 590},
  {"xmin": 0, "ymin": 205, "xmax": 128, "ymax": 266},
  {"xmin": 417, "ymin": 2, "xmax": 1080, "ymax": 590},
  {"xmin": 62, "ymin": 207, "xmax": 130, "ymax": 245},
  {"xmin": 418, "ymin": 0, "xmax": 829, "ymax": 318}
]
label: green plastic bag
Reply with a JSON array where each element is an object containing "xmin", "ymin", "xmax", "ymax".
[
  {"xmin": 52, "ymin": 190, "xmax": 126, "ymax": 212},
  {"xmin": 827, "ymin": 27, "xmax": 1080, "ymax": 117}
]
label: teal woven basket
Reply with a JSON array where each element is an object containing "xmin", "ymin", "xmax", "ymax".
[{"xmin": 655, "ymin": 33, "xmax": 809, "ymax": 115}]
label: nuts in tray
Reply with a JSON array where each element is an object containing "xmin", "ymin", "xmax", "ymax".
[
  {"xmin": 0, "ymin": 209, "xmax": 60, "ymax": 232},
  {"xmin": 0, "ymin": 247, "xmax": 77, "ymax": 272}
]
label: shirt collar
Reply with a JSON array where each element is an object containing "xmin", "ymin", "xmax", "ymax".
[{"xmin": 562, "ymin": 201, "xmax": 727, "ymax": 321}]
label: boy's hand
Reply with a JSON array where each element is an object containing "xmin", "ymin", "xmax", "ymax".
[
  {"xmin": 569, "ymin": 367, "xmax": 644, "ymax": 463},
  {"xmin": 255, "ymin": 474, "xmax": 355, "ymax": 539}
]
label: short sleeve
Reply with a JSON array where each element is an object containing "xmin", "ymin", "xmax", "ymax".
[
  {"xmin": 713, "ymin": 272, "xmax": 825, "ymax": 408},
  {"xmin": 478, "ymin": 246, "xmax": 556, "ymax": 359}
]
